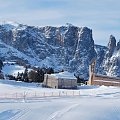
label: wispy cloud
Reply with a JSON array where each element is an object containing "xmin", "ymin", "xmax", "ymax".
[{"xmin": 0, "ymin": 0, "xmax": 120, "ymax": 45}]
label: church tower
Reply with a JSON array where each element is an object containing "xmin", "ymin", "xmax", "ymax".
[{"xmin": 88, "ymin": 59, "xmax": 96, "ymax": 85}]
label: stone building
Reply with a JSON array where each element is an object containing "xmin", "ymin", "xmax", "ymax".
[
  {"xmin": 43, "ymin": 71, "xmax": 77, "ymax": 89},
  {"xmin": 88, "ymin": 59, "xmax": 120, "ymax": 87}
]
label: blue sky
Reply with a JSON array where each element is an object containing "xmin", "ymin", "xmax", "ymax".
[{"xmin": 0, "ymin": 0, "xmax": 120, "ymax": 45}]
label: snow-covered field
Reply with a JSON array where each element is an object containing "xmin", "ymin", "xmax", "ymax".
[
  {"xmin": 2, "ymin": 63, "xmax": 25, "ymax": 77},
  {"xmin": 2, "ymin": 62, "xmax": 32, "ymax": 77},
  {"xmin": 0, "ymin": 79, "xmax": 120, "ymax": 120}
]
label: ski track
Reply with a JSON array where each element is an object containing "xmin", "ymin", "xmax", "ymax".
[
  {"xmin": 47, "ymin": 103, "xmax": 79, "ymax": 120},
  {"xmin": 9, "ymin": 108, "xmax": 30, "ymax": 120}
]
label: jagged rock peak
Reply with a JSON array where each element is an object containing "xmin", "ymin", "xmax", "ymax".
[
  {"xmin": 77, "ymin": 27, "xmax": 94, "ymax": 56},
  {"xmin": 108, "ymin": 35, "xmax": 116, "ymax": 50},
  {"xmin": 80, "ymin": 26, "xmax": 92, "ymax": 31},
  {"xmin": 105, "ymin": 35, "xmax": 116, "ymax": 58},
  {"xmin": 0, "ymin": 21, "xmax": 28, "ymax": 32},
  {"xmin": 79, "ymin": 27, "xmax": 92, "ymax": 37},
  {"xmin": 78, "ymin": 27, "xmax": 93, "ymax": 43},
  {"xmin": 65, "ymin": 23, "xmax": 74, "ymax": 27},
  {"xmin": 116, "ymin": 40, "xmax": 120, "ymax": 50}
]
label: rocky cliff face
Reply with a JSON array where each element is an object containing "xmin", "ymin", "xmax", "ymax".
[
  {"xmin": 96, "ymin": 35, "xmax": 120, "ymax": 77},
  {"xmin": 0, "ymin": 22, "xmax": 97, "ymax": 79},
  {"xmin": 94, "ymin": 44, "xmax": 107, "ymax": 75},
  {"xmin": 69, "ymin": 27, "xmax": 96, "ymax": 78},
  {"xmin": 0, "ymin": 21, "xmax": 120, "ymax": 79},
  {"xmin": 106, "ymin": 35, "xmax": 116, "ymax": 58}
]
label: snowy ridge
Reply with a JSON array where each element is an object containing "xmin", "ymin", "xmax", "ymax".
[{"xmin": 0, "ymin": 21, "xmax": 19, "ymax": 26}]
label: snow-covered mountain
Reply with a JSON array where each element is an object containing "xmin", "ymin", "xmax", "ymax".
[
  {"xmin": 98, "ymin": 35, "xmax": 120, "ymax": 77},
  {"xmin": 0, "ymin": 21, "xmax": 120, "ymax": 79},
  {"xmin": 0, "ymin": 22, "xmax": 96, "ymax": 79}
]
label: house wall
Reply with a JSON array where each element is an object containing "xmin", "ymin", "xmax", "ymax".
[
  {"xmin": 92, "ymin": 75, "xmax": 120, "ymax": 87},
  {"xmin": 44, "ymin": 74, "xmax": 77, "ymax": 89},
  {"xmin": 44, "ymin": 75, "xmax": 58, "ymax": 88},
  {"xmin": 58, "ymin": 79, "xmax": 77, "ymax": 89}
]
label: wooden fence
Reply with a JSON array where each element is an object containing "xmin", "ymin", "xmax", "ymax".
[{"xmin": 0, "ymin": 91, "xmax": 80, "ymax": 100}]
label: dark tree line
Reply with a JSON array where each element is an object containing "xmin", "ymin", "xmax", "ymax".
[
  {"xmin": 74, "ymin": 74, "xmax": 87, "ymax": 85},
  {"xmin": 16, "ymin": 67, "xmax": 54, "ymax": 83},
  {"xmin": 0, "ymin": 59, "xmax": 56, "ymax": 82}
]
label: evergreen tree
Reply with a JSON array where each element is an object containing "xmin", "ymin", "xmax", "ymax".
[
  {"xmin": 16, "ymin": 72, "xmax": 20, "ymax": 80},
  {"xmin": 47, "ymin": 67, "xmax": 54, "ymax": 74},
  {"xmin": 28, "ymin": 68, "xmax": 45, "ymax": 83},
  {"xmin": 36, "ymin": 68, "xmax": 44, "ymax": 83},
  {"xmin": 23, "ymin": 67, "xmax": 29, "ymax": 82},
  {"xmin": 0, "ymin": 60, "xmax": 3, "ymax": 70},
  {"xmin": 28, "ymin": 70, "xmax": 37, "ymax": 82}
]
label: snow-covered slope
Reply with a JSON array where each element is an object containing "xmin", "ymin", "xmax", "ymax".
[
  {"xmin": 2, "ymin": 63, "xmax": 25, "ymax": 77},
  {"xmin": 0, "ymin": 80, "xmax": 120, "ymax": 120}
]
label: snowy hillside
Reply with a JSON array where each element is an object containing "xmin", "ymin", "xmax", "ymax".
[
  {"xmin": 3, "ymin": 65, "xmax": 24, "ymax": 78},
  {"xmin": 2, "ymin": 62, "xmax": 23, "ymax": 75},
  {"xmin": 0, "ymin": 80, "xmax": 120, "ymax": 120},
  {"xmin": 2, "ymin": 62, "xmax": 32, "ymax": 77}
]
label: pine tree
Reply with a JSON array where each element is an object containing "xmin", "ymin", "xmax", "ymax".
[
  {"xmin": 23, "ymin": 67, "xmax": 29, "ymax": 82},
  {"xmin": 28, "ymin": 70, "xmax": 37, "ymax": 82},
  {"xmin": 0, "ymin": 60, "xmax": 3, "ymax": 70}
]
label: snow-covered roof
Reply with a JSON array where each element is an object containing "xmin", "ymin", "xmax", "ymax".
[{"xmin": 48, "ymin": 71, "xmax": 77, "ymax": 80}]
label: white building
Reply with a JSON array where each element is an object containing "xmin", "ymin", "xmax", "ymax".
[{"xmin": 43, "ymin": 71, "xmax": 77, "ymax": 89}]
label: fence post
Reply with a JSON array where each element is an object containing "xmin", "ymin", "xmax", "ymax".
[
  {"xmin": 23, "ymin": 91, "xmax": 26, "ymax": 101},
  {"xmin": 5, "ymin": 93, "xmax": 7, "ymax": 99},
  {"xmin": 59, "ymin": 91, "xmax": 60, "ymax": 97},
  {"xmin": 16, "ymin": 93, "xmax": 17, "ymax": 99},
  {"xmin": 73, "ymin": 91, "xmax": 74, "ymax": 96},
  {"xmin": 44, "ymin": 92, "xmax": 45, "ymax": 97},
  {"xmin": 34, "ymin": 92, "xmax": 36, "ymax": 97}
]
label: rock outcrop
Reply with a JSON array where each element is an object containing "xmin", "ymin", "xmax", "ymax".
[
  {"xmin": 97, "ymin": 35, "xmax": 120, "ymax": 77},
  {"xmin": 106, "ymin": 35, "xmax": 116, "ymax": 58}
]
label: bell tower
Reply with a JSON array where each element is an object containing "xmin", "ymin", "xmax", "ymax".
[{"xmin": 89, "ymin": 59, "xmax": 96, "ymax": 85}]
